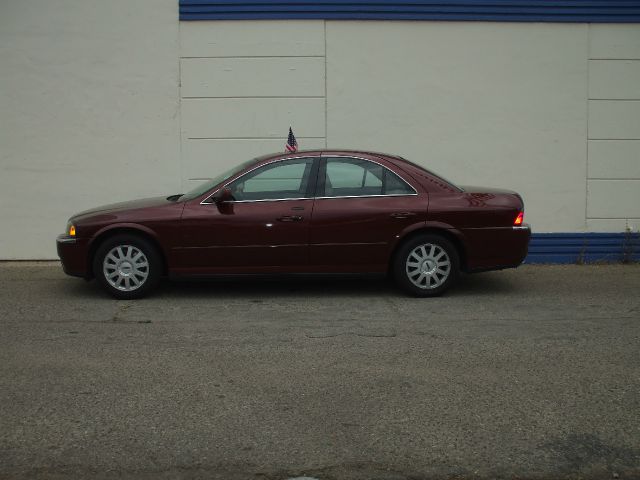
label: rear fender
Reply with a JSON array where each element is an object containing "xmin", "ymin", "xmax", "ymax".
[
  {"xmin": 389, "ymin": 221, "xmax": 470, "ymax": 271},
  {"xmin": 390, "ymin": 221, "xmax": 466, "ymax": 252}
]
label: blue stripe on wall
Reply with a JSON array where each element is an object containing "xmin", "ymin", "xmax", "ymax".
[
  {"xmin": 180, "ymin": 1, "xmax": 640, "ymax": 22},
  {"xmin": 526, "ymin": 232, "xmax": 640, "ymax": 264}
]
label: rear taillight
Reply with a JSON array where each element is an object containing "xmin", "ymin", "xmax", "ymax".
[{"xmin": 514, "ymin": 211, "xmax": 524, "ymax": 226}]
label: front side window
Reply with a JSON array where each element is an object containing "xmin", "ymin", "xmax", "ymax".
[
  {"xmin": 322, "ymin": 158, "xmax": 415, "ymax": 198},
  {"xmin": 228, "ymin": 158, "xmax": 314, "ymax": 201}
]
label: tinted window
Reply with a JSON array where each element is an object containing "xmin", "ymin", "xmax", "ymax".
[
  {"xmin": 228, "ymin": 158, "xmax": 314, "ymax": 201},
  {"xmin": 323, "ymin": 158, "xmax": 414, "ymax": 197},
  {"xmin": 385, "ymin": 169, "xmax": 415, "ymax": 195}
]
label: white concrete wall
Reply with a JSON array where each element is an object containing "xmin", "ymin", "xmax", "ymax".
[
  {"xmin": 587, "ymin": 25, "xmax": 640, "ymax": 232},
  {"xmin": 181, "ymin": 21, "xmax": 639, "ymax": 236},
  {"xmin": 325, "ymin": 21, "xmax": 589, "ymax": 232},
  {"xmin": 179, "ymin": 21, "xmax": 327, "ymax": 188},
  {"xmin": 0, "ymin": 0, "xmax": 180, "ymax": 258},
  {"xmin": 2, "ymin": 10, "xmax": 639, "ymax": 258}
]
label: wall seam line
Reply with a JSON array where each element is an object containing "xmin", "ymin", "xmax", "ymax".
[
  {"xmin": 324, "ymin": 20, "xmax": 328, "ymax": 149},
  {"xmin": 587, "ymin": 217, "xmax": 640, "ymax": 220},
  {"xmin": 181, "ymin": 55, "xmax": 326, "ymax": 59},
  {"xmin": 585, "ymin": 23, "xmax": 590, "ymax": 231},
  {"xmin": 178, "ymin": 20, "xmax": 184, "ymax": 192},
  {"xmin": 181, "ymin": 96, "xmax": 326, "ymax": 99}
]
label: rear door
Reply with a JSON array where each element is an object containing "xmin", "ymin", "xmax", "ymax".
[{"xmin": 309, "ymin": 155, "xmax": 423, "ymax": 272}]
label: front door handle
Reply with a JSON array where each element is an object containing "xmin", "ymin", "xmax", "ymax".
[
  {"xmin": 390, "ymin": 212, "xmax": 417, "ymax": 219},
  {"xmin": 277, "ymin": 215, "xmax": 303, "ymax": 222}
]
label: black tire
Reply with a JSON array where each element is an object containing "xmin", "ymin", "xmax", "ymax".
[
  {"xmin": 93, "ymin": 234, "xmax": 162, "ymax": 300},
  {"xmin": 393, "ymin": 234, "xmax": 460, "ymax": 297}
]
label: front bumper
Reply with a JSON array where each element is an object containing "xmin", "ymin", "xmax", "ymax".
[{"xmin": 56, "ymin": 234, "xmax": 90, "ymax": 278}]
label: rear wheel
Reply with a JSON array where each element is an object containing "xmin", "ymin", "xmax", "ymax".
[
  {"xmin": 93, "ymin": 234, "xmax": 161, "ymax": 299},
  {"xmin": 393, "ymin": 234, "xmax": 459, "ymax": 297}
]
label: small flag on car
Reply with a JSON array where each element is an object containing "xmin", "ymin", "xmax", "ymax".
[{"xmin": 285, "ymin": 127, "xmax": 298, "ymax": 153}]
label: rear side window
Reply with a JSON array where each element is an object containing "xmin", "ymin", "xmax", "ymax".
[{"xmin": 322, "ymin": 158, "xmax": 415, "ymax": 197}]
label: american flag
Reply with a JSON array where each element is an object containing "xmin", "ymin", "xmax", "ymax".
[{"xmin": 285, "ymin": 127, "xmax": 298, "ymax": 153}]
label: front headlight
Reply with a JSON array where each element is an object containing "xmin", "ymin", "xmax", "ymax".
[{"xmin": 67, "ymin": 222, "xmax": 76, "ymax": 237}]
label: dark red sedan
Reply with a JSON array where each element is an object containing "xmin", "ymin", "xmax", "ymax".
[{"xmin": 57, "ymin": 150, "xmax": 530, "ymax": 299}]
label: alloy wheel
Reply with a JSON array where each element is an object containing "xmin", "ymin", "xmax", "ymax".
[
  {"xmin": 102, "ymin": 245, "xmax": 149, "ymax": 292},
  {"xmin": 405, "ymin": 243, "xmax": 451, "ymax": 289}
]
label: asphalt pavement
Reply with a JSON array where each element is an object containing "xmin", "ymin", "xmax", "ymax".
[{"xmin": 0, "ymin": 263, "xmax": 639, "ymax": 480}]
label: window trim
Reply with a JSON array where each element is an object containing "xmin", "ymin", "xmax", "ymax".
[
  {"xmin": 200, "ymin": 156, "xmax": 320, "ymax": 205},
  {"xmin": 200, "ymin": 154, "xmax": 418, "ymax": 205},
  {"xmin": 317, "ymin": 155, "xmax": 418, "ymax": 199}
]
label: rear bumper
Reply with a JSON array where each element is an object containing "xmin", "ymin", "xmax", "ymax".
[
  {"xmin": 463, "ymin": 224, "xmax": 531, "ymax": 272},
  {"xmin": 511, "ymin": 224, "xmax": 532, "ymax": 263},
  {"xmin": 56, "ymin": 235, "xmax": 90, "ymax": 278}
]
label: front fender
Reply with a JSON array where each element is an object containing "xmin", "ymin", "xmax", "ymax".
[{"xmin": 89, "ymin": 223, "xmax": 161, "ymax": 250}]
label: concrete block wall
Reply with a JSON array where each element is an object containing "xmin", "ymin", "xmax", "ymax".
[
  {"xmin": 0, "ymin": 0, "xmax": 180, "ymax": 258},
  {"xmin": 1, "ymin": 0, "xmax": 639, "ymax": 258},
  {"xmin": 179, "ymin": 21, "xmax": 327, "ymax": 190},
  {"xmin": 181, "ymin": 21, "xmax": 592, "ymax": 233},
  {"xmin": 180, "ymin": 21, "xmax": 640, "ymax": 236},
  {"xmin": 587, "ymin": 25, "xmax": 640, "ymax": 232},
  {"xmin": 323, "ymin": 22, "xmax": 588, "ymax": 233}
]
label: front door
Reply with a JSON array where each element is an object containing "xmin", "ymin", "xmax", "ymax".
[{"xmin": 176, "ymin": 157, "xmax": 318, "ymax": 274}]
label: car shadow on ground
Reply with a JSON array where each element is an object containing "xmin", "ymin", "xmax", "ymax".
[{"xmin": 58, "ymin": 271, "xmax": 520, "ymax": 300}]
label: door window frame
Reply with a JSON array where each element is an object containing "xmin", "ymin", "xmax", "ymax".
[{"xmin": 316, "ymin": 155, "xmax": 418, "ymax": 199}]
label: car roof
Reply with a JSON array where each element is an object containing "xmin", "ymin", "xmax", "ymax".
[
  {"xmin": 260, "ymin": 149, "xmax": 418, "ymax": 171},
  {"xmin": 260, "ymin": 149, "xmax": 402, "ymax": 160}
]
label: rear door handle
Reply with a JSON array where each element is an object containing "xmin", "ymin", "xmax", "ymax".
[
  {"xmin": 277, "ymin": 215, "xmax": 303, "ymax": 222},
  {"xmin": 390, "ymin": 212, "xmax": 417, "ymax": 219}
]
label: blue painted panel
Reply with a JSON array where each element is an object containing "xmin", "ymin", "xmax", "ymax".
[
  {"xmin": 526, "ymin": 232, "xmax": 640, "ymax": 264},
  {"xmin": 180, "ymin": 1, "xmax": 640, "ymax": 22}
]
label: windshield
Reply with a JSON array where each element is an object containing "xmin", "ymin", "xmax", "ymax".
[{"xmin": 179, "ymin": 157, "xmax": 261, "ymax": 201}]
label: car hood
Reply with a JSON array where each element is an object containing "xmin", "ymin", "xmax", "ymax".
[{"xmin": 72, "ymin": 196, "xmax": 176, "ymax": 219}]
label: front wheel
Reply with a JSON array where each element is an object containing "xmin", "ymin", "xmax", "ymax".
[
  {"xmin": 93, "ymin": 234, "xmax": 162, "ymax": 299},
  {"xmin": 393, "ymin": 234, "xmax": 460, "ymax": 297}
]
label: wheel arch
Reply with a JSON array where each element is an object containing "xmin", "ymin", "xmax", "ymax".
[
  {"xmin": 87, "ymin": 225, "xmax": 168, "ymax": 279},
  {"xmin": 390, "ymin": 225, "xmax": 468, "ymax": 273}
]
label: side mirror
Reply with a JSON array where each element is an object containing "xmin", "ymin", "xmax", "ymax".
[{"xmin": 215, "ymin": 187, "xmax": 235, "ymax": 204}]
